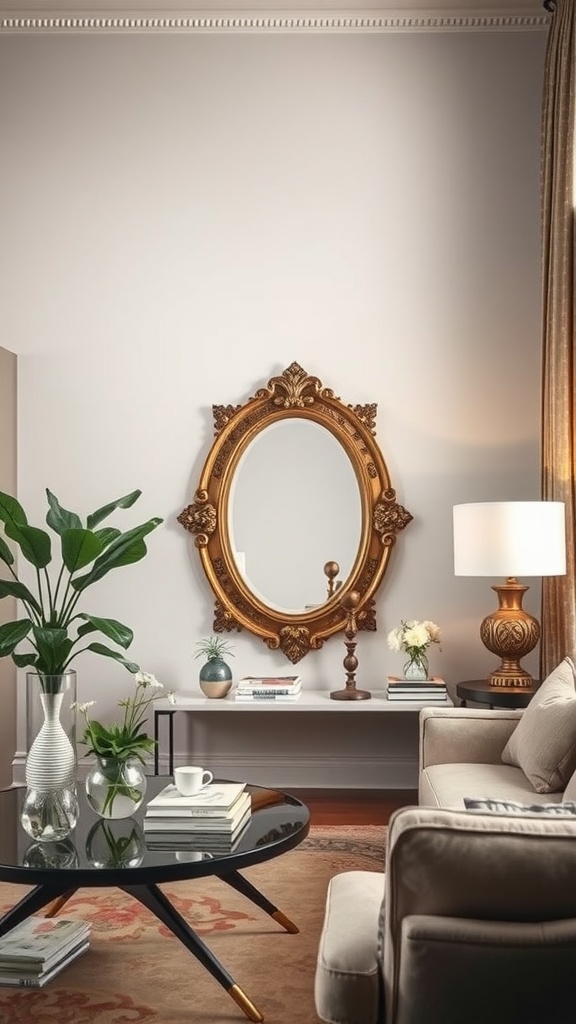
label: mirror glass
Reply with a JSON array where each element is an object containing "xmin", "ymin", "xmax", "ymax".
[{"xmin": 229, "ymin": 418, "xmax": 362, "ymax": 613}]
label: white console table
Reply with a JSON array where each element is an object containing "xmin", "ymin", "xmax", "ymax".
[{"xmin": 153, "ymin": 689, "xmax": 453, "ymax": 776}]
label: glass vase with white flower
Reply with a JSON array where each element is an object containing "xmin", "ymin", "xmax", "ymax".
[
  {"xmin": 386, "ymin": 620, "xmax": 441, "ymax": 680},
  {"xmin": 76, "ymin": 672, "xmax": 175, "ymax": 819}
]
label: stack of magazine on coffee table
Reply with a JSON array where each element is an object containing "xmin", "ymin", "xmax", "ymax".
[
  {"xmin": 386, "ymin": 675, "xmax": 449, "ymax": 702},
  {"xmin": 0, "ymin": 916, "xmax": 90, "ymax": 988},
  {"xmin": 143, "ymin": 782, "xmax": 252, "ymax": 852}
]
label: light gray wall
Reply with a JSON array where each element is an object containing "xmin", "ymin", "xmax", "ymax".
[
  {"xmin": 0, "ymin": 347, "xmax": 17, "ymax": 789},
  {"xmin": 0, "ymin": 26, "xmax": 546, "ymax": 783}
]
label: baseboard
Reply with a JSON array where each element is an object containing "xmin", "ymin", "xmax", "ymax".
[{"xmin": 12, "ymin": 750, "xmax": 419, "ymax": 789}]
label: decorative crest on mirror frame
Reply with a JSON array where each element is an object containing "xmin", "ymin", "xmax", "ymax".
[{"xmin": 178, "ymin": 361, "xmax": 413, "ymax": 663}]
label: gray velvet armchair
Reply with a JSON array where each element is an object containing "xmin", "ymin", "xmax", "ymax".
[{"xmin": 315, "ymin": 802, "xmax": 576, "ymax": 1024}]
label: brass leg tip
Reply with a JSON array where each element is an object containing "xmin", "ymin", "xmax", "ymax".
[
  {"xmin": 271, "ymin": 909, "xmax": 299, "ymax": 934},
  {"xmin": 228, "ymin": 983, "xmax": 264, "ymax": 1022}
]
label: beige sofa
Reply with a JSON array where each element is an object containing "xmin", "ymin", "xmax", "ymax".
[{"xmin": 314, "ymin": 659, "xmax": 576, "ymax": 1024}]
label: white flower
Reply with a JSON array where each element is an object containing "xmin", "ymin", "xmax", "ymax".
[
  {"xmin": 386, "ymin": 628, "xmax": 402, "ymax": 652},
  {"xmin": 386, "ymin": 619, "xmax": 442, "ymax": 655},
  {"xmin": 403, "ymin": 623, "xmax": 429, "ymax": 649},
  {"xmin": 70, "ymin": 700, "xmax": 96, "ymax": 713},
  {"xmin": 134, "ymin": 671, "xmax": 161, "ymax": 689},
  {"xmin": 167, "ymin": 691, "xmax": 177, "ymax": 705}
]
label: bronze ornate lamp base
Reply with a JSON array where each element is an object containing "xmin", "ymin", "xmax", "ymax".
[
  {"xmin": 480, "ymin": 578, "xmax": 540, "ymax": 688},
  {"xmin": 330, "ymin": 592, "xmax": 371, "ymax": 701}
]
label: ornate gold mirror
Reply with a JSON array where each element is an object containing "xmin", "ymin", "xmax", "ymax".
[{"xmin": 178, "ymin": 362, "xmax": 413, "ymax": 663}]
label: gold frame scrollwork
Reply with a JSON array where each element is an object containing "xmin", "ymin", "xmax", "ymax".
[{"xmin": 178, "ymin": 362, "xmax": 413, "ymax": 663}]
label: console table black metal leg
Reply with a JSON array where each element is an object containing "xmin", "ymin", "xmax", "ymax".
[
  {"xmin": 220, "ymin": 870, "xmax": 299, "ymax": 933},
  {"xmin": 154, "ymin": 709, "xmax": 176, "ymax": 775},
  {"xmin": 121, "ymin": 882, "xmax": 264, "ymax": 1022},
  {"xmin": 0, "ymin": 884, "xmax": 78, "ymax": 938}
]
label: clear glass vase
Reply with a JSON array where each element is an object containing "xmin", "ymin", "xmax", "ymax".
[
  {"xmin": 403, "ymin": 652, "xmax": 429, "ymax": 681},
  {"xmin": 20, "ymin": 787, "xmax": 79, "ymax": 843},
  {"xmin": 85, "ymin": 757, "xmax": 147, "ymax": 819}
]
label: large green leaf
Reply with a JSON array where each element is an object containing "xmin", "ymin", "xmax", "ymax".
[
  {"xmin": 87, "ymin": 490, "xmax": 142, "ymax": 531},
  {"xmin": 3, "ymin": 522, "xmax": 51, "ymax": 569},
  {"xmin": 85, "ymin": 642, "xmax": 139, "ymax": 673},
  {"xmin": 61, "ymin": 529, "xmax": 104, "ymax": 573},
  {"xmin": 0, "ymin": 536, "xmax": 14, "ymax": 567},
  {"xmin": 32, "ymin": 626, "xmax": 72, "ymax": 674},
  {"xmin": 0, "ymin": 579, "xmax": 42, "ymax": 614},
  {"xmin": 77, "ymin": 614, "xmax": 134, "ymax": 649},
  {"xmin": 12, "ymin": 652, "xmax": 38, "ymax": 668},
  {"xmin": 94, "ymin": 527, "xmax": 121, "ymax": 549},
  {"xmin": 0, "ymin": 619, "xmax": 32, "ymax": 656},
  {"xmin": 46, "ymin": 489, "xmax": 83, "ymax": 534},
  {"xmin": 70, "ymin": 519, "xmax": 162, "ymax": 592},
  {"xmin": 0, "ymin": 492, "xmax": 28, "ymax": 529}
]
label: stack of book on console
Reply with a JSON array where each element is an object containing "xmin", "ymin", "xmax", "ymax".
[
  {"xmin": 143, "ymin": 781, "xmax": 252, "ymax": 852},
  {"xmin": 386, "ymin": 675, "xmax": 449, "ymax": 702},
  {"xmin": 0, "ymin": 916, "xmax": 90, "ymax": 988},
  {"xmin": 234, "ymin": 675, "xmax": 302, "ymax": 702}
]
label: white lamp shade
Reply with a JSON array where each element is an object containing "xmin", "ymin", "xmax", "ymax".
[{"xmin": 453, "ymin": 501, "xmax": 566, "ymax": 577}]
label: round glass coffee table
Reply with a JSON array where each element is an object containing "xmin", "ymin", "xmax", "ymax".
[{"xmin": 0, "ymin": 779, "xmax": 310, "ymax": 1022}]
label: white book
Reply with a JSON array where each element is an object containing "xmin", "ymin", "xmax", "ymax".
[
  {"xmin": 146, "ymin": 782, "xmax": 246, "ymax": 813},
  {"xmin": 145, "ymin": 812, "xmax": 252, "ymax": 851},
  {"xmin": 0, "ymin": 941, "xmax": 90, "ymax": 988},
  {"xmin": 144, "ymin": 793, "xmax": 251, "ymax": 832},
  {"xmin": 235, "ymin": 693, "xmax": 301, "ymax": 702},
  {"xmin": 0, "ymin": 917, "xmax": 90, "ymax": 965},
  {"xmin": 238, "ymin": 675, "xmax": 301, "ymax": 688},
  {"xmin": 236, "ymin": 684, "xmax": 302, "ymax": 696}
]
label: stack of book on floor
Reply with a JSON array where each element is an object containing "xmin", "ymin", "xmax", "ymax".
[
  {"xmin": 386, "ymin": 675, "xmax": 449, "ymax": 702},
  {"xmin": 0, "ymin": 916, "xmax": 90, "ymax": 988},
  {"xmin": 234, "ymin": 675, "xmax": 302, "ymax": 702},
  {"xmin": 143, "ymin": 781, "xmax": 252, "ymax": 852}
]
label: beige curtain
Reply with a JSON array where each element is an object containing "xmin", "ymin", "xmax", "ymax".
[{"xmin": 540, "ymin": 0, "xmax": 576, "ymax": 677}]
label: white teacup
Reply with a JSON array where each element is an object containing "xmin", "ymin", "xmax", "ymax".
[{"xmin": 174, "ymin": 765, "xmax": 214, "ymax": 796}]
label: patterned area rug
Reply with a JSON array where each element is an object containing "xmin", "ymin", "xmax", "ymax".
[{"xmin": 0, "ymin": 825, "xmax": 386, "ymax": 1024}]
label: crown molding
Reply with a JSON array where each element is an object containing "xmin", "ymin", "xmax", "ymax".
[{"xmin": 0, "ymin": 7, "xmax": 550, "ymax": 34}]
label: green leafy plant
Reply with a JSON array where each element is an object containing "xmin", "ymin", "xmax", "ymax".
[
  {"xmin": 75, "ymin": 672, "xmax": 175, "ymax": 815},
  {"xmin": 0, "ymin": 488, "xmax": 162, "ymax": 690},
  {"xmin": 194, "ymin": 635, "xmax": 235, "ymax": 662},
  {"xmin": 75, "ymin": 671, "xmax": 172, "ymax": 762}
]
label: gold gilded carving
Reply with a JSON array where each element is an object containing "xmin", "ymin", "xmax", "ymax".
[
  {"xmin": 179, "ymin": 363, "xmax": 412, "ymax": 662},
  {"xmin": 213, "ymin": 404, "xmax": 241, "ymax": 436},
  {"xmin": 177, "ymin": 499, "xmax": 217, "ymax": 544},
  {"xmin": 374, "ymin": 490, "xmax": 413, "ymax": 540}
]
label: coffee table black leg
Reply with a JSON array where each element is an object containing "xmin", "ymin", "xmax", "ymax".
[
  {"xmin": 0, "ymin": 884, "xmax": 77, "ymax": 938},
  {"xmin": 219, "ymin": 870, "xmax": 299, "ymax": 933},
  {"xmin": 121, "ymin": 883, "xmax": 264, "ymax": 1023}
]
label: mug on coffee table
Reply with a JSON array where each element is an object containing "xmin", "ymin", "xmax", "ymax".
[{"xmin": 174, "ymin": 766, "xmax": 214, "ymax": 796}]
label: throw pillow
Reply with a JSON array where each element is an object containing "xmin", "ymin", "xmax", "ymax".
[
  {"xmin": 464, "ymin": 797, "xmax": 576, "ymax": 816},
  {"xmin": 501, "ymin": 656, "xmax": 576, "ymax": 793}
]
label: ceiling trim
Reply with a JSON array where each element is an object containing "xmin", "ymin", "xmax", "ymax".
[{"xmin": 0, "ymin": 10, "xmax": 550, "ymax": 33}]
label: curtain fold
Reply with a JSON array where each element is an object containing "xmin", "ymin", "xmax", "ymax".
[{"xmin": 540, "ymin": 0, "xmax": 576, "ymax": 677}]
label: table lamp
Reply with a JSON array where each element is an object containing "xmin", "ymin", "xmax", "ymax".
[{"xmin": 453, "ymin": 501, "xmax": 566, "ymax": 688}]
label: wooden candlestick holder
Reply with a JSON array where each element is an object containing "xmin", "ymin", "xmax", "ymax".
[{"xmin": 330, "ymin": 591, "xmax": 371, "ymax": 701}]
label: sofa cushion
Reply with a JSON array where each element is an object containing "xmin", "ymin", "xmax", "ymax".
[
  {"xmin": 419, "ymin": 762, "xmax": 556, "ymax": 809},
  {"xmin": 314, "ymin": 870, "xmax": 384, "ymax": 1024},
  {"xmin": 463, "ymin": 797, "xmax": 576, "ymax": 816},
  {"xmin": 501, "ymin": 657, "xmax": 576, "ymax": 793}
]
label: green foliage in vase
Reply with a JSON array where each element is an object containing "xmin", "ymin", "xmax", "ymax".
[
  {"xmin": 0, "ymin": 488, "xmax": 162, "ymax": 686},
  {"xmin": 75, "ymin": 671, "xmax": 172, "ymax": 762},
  {"xmin": 194, "ymin": 635, "xmax": 235, "ymax": 661}
]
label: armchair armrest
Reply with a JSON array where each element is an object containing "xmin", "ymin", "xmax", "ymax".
[{"xmin": 419, "ymin": 706, "xmax": 522, "ymax": 768}]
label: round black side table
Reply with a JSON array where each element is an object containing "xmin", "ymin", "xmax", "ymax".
[{"xmin": 456, "ymin": 679, "xmax": 539, "ymax": 710}]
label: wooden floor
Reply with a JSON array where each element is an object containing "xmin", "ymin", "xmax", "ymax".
[{"xmin": 287, "ymin": 789, "xmax": 418, "ymax": 826}]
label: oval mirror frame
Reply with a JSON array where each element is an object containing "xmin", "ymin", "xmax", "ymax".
[{"xmin": 178, "ymin": 362, "xmax": 413, "ymax": 663}]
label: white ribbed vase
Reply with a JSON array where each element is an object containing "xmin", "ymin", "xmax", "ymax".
[
  {"xmin": 22, "ymin": 672, "xmax": 79, "ymax": 842},
  {"xmin": 25, "ymin": 692, "xmax": 76, "ymax": 791}
]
